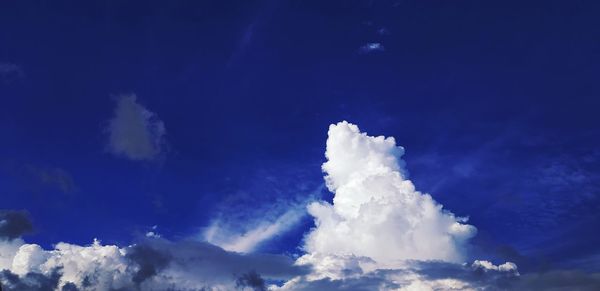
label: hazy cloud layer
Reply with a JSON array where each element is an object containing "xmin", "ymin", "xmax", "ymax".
[{"xmin": 106, "ymin": 94, "xmax": 166, "ymax": 161}]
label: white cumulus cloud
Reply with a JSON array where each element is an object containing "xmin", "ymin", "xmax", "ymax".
[{"xmin": 298, "ymin": 121, "xmax": 477, "ymax": 278}]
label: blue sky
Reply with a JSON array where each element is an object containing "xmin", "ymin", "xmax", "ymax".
[{"xmin": 1, "ymin": 1, "xmax": 600, "ymax": 290}]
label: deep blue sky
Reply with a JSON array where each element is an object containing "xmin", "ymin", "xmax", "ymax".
[{"xmin": 1, "ymin": 0, "xmax": 599, "ymax": 275}]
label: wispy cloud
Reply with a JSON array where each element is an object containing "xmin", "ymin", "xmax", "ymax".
[
  {"xmin": 205, "ymin": 207, "xmax": 306, "ymax": 253},
  {"xmin": 204, "ymin": 183, "xmax": 323, "ymax": 253}
]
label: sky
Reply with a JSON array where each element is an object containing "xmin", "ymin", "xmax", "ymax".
[{"xmin": 1, "ymin": 0, "xmax": 600, "ymax": 290}]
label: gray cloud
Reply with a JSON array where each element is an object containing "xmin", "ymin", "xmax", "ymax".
[
  {"xmin": 0, "ymin": 268, "xmax": 61, "ymax": 291},
  {"xmin": 106, "ymin": 94, "xmax": 166, "ymax": 161},
  {"xmin": 126, "ymin": 238, "xmax": 309, "ymax": 284},
  {"xmin": 236, "ymin": 270, "xmax": 266, "ymax": 291},
  {"xmin": 125, "ymin": 244, "xmax": 171, "ymax": 286},
  {"xmin": 0, "ymin": 210, "xmax": 33, "ymax": 241},
  {"xmin": 118, "ymin": 238, "xmax": 310, "ymax": 290}
]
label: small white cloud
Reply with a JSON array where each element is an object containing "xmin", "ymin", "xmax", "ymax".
[
  {"xmin": 145, "ymin": 225, "xmax": 161, "ymax": 238},
  {"xmin": 106, "ymin": 94, "xmax": 166, "ymax": 161},
  {"xmin": 358, "ymin": 43, "xmax": 385, "ymax": 54},
  {"xmin": 145, "ymin": 231, "xmax": 160, "ymax": 238}
]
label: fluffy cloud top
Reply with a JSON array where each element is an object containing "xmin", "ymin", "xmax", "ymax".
[
  {"xmin": 299, "ymin": 121, "xmax": 477, "ymax": 278},
  {"xmin": 106, "ymin": 94, "xmax": 166, "ymax": 161}
]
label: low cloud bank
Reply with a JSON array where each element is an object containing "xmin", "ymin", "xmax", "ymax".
[{"xmin": 0, "ymin": 235, "xmax": 307, "ymax": 290}]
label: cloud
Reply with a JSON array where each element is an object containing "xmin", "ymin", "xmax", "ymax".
[
  {"xmin": 0, "ymin": 206, "xmax": 307, "ymax": 289},
  {"xmin": 2, "ymin": 121, "xmax": 598, "ymax": 290},
  {"xmin": 298, "ymin": 121, "xmax": 477, "ymax": 279},
  {"xmin": 205, "ymin": 207, "xmax": 307, "ymax": 253},
  {"xmin": 236, "ymin": 270, "xmax": 267, "ymax": 291},
  {"xmin": 106, "ymin": 94, "xmax": 166, "ymax": 161},
  {"xmin": 124, "ymin": 243, "xmax": 171, "ymax": 285},
  {"xmin": 276, "ymin": 260, "xmax": 520, "ymax": 290},
  {"xmin": 0, "ymin": 235, "xmax": 308, "ymax": 290},
  {"xmin": 0, "ymin": 211, "xmax": 33, "ymax": 241},
  {"xmin": 358, "ymin": 43, "xmax": 385, "ymax": 54},
  {"xmin": 0, "ymin": 268, "xmax": 61, "ymax": 291},
  {"xmin": 269, "ymin": 121, "xmax": 535, "ymax": 290},
  {"xmin": 203, "ymin": 181, "xmax": 323, "ymax": 253}
]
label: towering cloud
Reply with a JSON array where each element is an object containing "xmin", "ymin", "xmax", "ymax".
[
  {"xmin": 297, "ymin": 121, "xmax": 477, "ymax": 279},
  {"xmin": 106, "ymin": 94, "xmax": 166, "ymax": 161}
]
